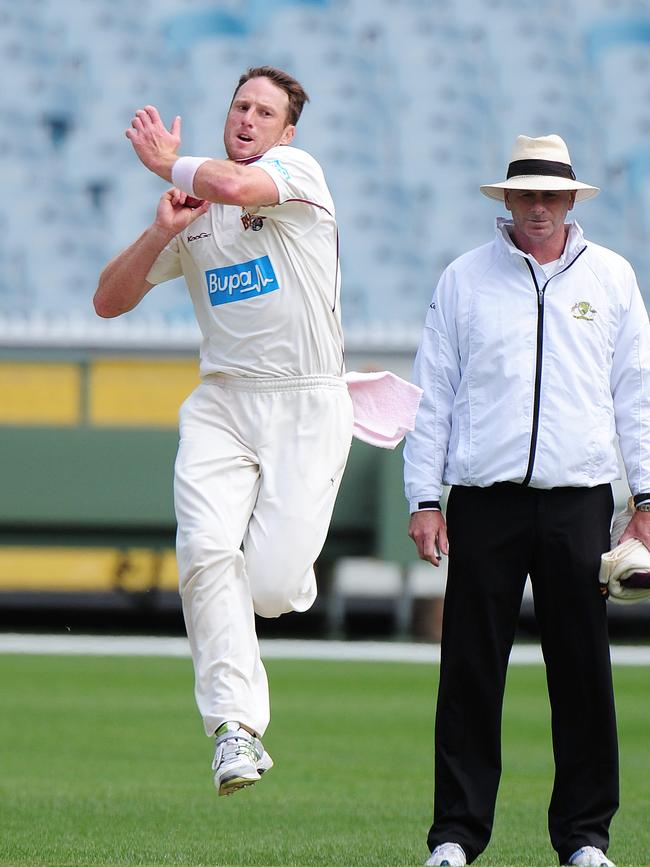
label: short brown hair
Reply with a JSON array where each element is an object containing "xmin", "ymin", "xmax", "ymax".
[{"xmin": 233, "ymin": 66, "xmax": 310, "ymax": 126}]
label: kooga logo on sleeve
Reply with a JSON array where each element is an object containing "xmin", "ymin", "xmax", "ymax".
[{"xmin": 204, "ymin": 256, "xmax": 279, "ymax": 306}]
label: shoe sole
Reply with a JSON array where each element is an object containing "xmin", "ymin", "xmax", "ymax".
[
  {"xmin": 218, "ymin": 772, "xmax": 260, "ymax": 796},
  {"xmin": 216, "ymin": 753, "xmax": 273, "ymax": 796}
]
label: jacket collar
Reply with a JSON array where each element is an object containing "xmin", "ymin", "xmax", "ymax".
[{"xmin": 495, "ymin": 217, "xmax": 587, "ymax": 268}]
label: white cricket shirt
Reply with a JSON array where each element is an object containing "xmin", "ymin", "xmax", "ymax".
[{"xmin": 146, "ymin": 145, "xmax": 344, "ymax": 378}]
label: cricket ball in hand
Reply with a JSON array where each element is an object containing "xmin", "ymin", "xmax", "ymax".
[{"xmin": 184, "ymin": 196, "xmax": 205, "ymax": 209}]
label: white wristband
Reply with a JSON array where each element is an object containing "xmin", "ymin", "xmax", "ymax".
[{"xmin": 171, "ymin": 156, "xmax": 211, "ymax": 197}]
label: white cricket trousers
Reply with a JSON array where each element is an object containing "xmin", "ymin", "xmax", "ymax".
[{"xmin": 174, "ymin": 374, "xmax": 353, "ymax": 737}]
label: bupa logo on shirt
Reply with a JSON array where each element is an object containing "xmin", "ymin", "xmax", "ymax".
[{"xmin": 205, "ymin": 256, "xmax": 279, "ymax": 306}]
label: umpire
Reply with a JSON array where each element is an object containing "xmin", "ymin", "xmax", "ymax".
[{"xmin": 404, "ymin": 134, "xmax": 650, "ymax": 867}]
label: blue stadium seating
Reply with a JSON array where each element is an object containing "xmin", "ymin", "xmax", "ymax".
[{"xmin": 2, "ymin": 0, "xmax": 650, "ymax": 347}]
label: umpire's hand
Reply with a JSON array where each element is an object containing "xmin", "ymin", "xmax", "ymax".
[
  {"xmin": 408, "ymin": 510, "xmax": 449, "ymax": 566},
  {"xmin": 619, "ymin": 508, "xmax": 650, "ymax": 551}
]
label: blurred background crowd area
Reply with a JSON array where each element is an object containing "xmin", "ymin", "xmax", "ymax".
[{"xmin": 3, "ymin": 0, "xmax": 650, "ymax": 349}]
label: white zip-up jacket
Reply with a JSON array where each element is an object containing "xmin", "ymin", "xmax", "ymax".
[{"xmin": 404, "ymin": 218, "xmax": 650, "ymax": 511}]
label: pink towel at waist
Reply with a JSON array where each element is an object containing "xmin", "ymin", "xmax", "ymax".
[{"xmin": 344, "ymin": 370, "xmax": 423, "ymax": 449}]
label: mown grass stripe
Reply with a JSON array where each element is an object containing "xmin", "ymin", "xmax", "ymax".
[{"xmin": 0, "ymin": 654, "xmax": 648, "ymax": 866}]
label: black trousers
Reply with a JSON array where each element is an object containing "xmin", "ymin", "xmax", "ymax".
[{"xmin": 427, "ymin": 483, "xmax": 619, "ymax": 865}]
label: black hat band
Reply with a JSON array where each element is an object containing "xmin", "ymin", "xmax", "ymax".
[{"xmin": 506, "ymin": 158, "xmax": 576, "ymax": 181}]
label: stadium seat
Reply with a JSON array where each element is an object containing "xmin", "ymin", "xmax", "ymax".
[{"xmin": 325, "ymin": 557, "xmax": 410, "ymax": 638}]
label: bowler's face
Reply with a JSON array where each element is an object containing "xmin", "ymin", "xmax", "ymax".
[
  {"xmin": 504, "ymin": 189, "xmax": 576, "ymax": 246},
  {"xmin": 224, "ymin": 77, "xmax": 295, "ymax": 161}
]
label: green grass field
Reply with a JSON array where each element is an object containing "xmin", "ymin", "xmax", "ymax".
[{"xmin": 0, "ymin": 652, "xmax": 648, "ymax": 867}]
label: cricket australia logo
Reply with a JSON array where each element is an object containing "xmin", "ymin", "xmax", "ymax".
[
  {"xmin": 205, "ymin": 256, "xmax": 279, "ymax": 306},
  {"xmin": 571, "ymin": 300, "xmax": 597, "ymax": 321}
]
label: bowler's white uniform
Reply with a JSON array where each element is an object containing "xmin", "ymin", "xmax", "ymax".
[{"xmin": 147, "ymin": 146, "xmax": 352, "ymax": 736}]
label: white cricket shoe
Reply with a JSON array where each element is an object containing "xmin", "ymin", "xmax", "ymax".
[
  {"xmin": 567, "ymin": 846, "xmax": 615, "ymax": 867},
  {"xmin": 426, "ymin": 842, "xmax": 467, "ymax": 866},
  {"xmin": 212, "ymin": 721, "xmax": 273, "ymax": 796}
]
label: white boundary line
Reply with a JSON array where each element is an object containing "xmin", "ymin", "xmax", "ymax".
[{"xmin": 0, "ymin": 633, "xmax": 649, "ymax": 665}]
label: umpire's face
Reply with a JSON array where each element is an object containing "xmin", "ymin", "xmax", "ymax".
[
  {"xmin": 504, "ymin": 188, "xmax": 576, "ymax": 248},
  {"xmin": 224, "ymin": 76, "xmax": 295, "ymax": 162}
]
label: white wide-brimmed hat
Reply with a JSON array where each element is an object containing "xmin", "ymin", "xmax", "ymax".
[{"xmin": 480, "ymin": 134, "xmax": 599, "ymax": 202}]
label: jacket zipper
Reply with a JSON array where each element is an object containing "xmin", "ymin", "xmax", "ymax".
[{"xmin": 522, "ymin": 246, "xmax": 587, "ymax": 486}]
